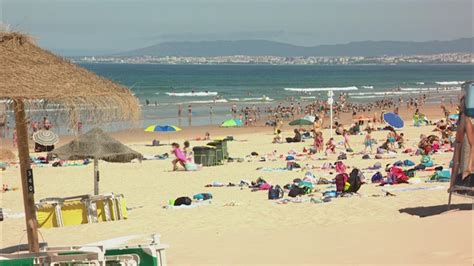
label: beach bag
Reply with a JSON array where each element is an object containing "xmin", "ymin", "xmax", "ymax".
[
  {"xmin": 373, "ymin": 162, "xmax": 382, "ymax": 169},
  {"xmin": 337, "ymin": 153, "xmax": 347, "ymax": 160},
  {"xmin": 346, "ymin": 148, "xmax": 354, "ymax": 153},
  {"xmin": 362, "ymin": 154, "xmax": 371, "ymax": 160},
  {"xmin": 268, "ymin": 185, "xmax": 284, "ymax": 200},
  {"xmin": 393, "ymin": 161, "xmax": 404, "ymax": 167},
  {"xmin": 347, "ymin": 168, "xmax": 363, "ymax": 193},
  {"xmin": 335, "ymin": 173, "xmax": 349, "ymax": 192},
  {"xmin": 335, "ymin": 161, "xmax": 346, "ymax": 174},
  {"xmin": 371, "ymin": 172, "xmax": 383, "ymax": 183},
  {"xmin": 288, "ymin": 186, "xmax": 306, "ymax": 197},
  {"xmin": 405, "ymin": 169, "xmax": 416, "ymax": 178},
  {"xmin": 404, "ymin": 160, "xmax": 415, "ymax": 167},
  {"xmin": 185, "ymin": 162, "xmax": 198, "ymax": 171},
  {"xmin": 174, "ymin": 197, "xmax": 192, "ymax": 206},
  {"xmin": 193, "ymin": 193, "xmax": 213, "ymax": 201}
]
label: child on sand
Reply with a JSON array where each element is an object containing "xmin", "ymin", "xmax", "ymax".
[
  {"xmin": 325, "ymin": 137, "xmax": 336, "ymax": 155},
  {"xmin": 342, "ymin": 129, "xmax": 351, "ymax": 150},
  {"xmin": 364, "ymin": 129, "xmax": 374, "ymax": 154},
  {"xmin": 171, "ymin": 142, "xmax": 187, "ymax": 171},
  {"xmin": 183, "ymin": 140, "xmax": 193, "ymax": 162},
  {"xmin": 313, "ymin": 131, "xmax": 323, "ymax": 153},
  {"xmin": 272, "ymin": 130, "xmax": 283, "ymax": 143}
]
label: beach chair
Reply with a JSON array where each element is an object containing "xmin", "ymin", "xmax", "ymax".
[
  {"xmin": 448, "ymin": 185, "xmax": 474, "ymax": 209},
  {"xmin": 88, "ymin": 234, "xmax": 169, "ymax": 266},
  {"xmin": 0, "ymin": 247, "xmax": 103, "ymax": 265}
]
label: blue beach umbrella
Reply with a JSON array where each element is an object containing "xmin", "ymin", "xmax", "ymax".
[
  {"xmin": 144, "ymin": 124, "xmax": 182, "ymax": 144},
  {"xmin": 144, "ymin": 125, "xmax": 182, "ymax": 132},
  {"xmin": 383, "ymin": 112, "xmax": 404, "ymax": 129}
]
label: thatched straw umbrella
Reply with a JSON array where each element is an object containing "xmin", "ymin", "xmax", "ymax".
[
  {"xmin": 0, "ymin": 32, "xmax": 140, "ymax": 252},
  {"xmin": 50, "ymin": 128, "xmax": 143, "ymax": 195}
]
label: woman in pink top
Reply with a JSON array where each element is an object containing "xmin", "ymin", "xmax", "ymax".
[{"xmin": 171, "ymin": 142, "xmax": 186, "ymax": 171}]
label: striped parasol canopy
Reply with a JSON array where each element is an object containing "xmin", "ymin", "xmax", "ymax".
[
  {"xmin": 32, "ymin": 129, "xmax": 59, "ymax": 146},
  {"xmin": 144, "ymin": 125, "xmax": 182, "ymax": 132}
]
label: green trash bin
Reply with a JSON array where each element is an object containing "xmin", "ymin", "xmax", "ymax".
[
  {"xmin": 193, "ymin": 146, "xmax": 217, "ymax": 166},
  {"xmin": 207, "ymin": 142, "xmax": 223, "ymax": 164}
]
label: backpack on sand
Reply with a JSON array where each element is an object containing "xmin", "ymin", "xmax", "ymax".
[
  {"xmin": 347, "ymin": 168, "xmax": 363, "ymax": 193},
  {"xmin": 268, "ymin": 185, "xmax": 284, "ymax": 200},
  {"xmin": 371, "ymin": 172, "xmax": 383, "ymax": 183},
  {"xmin": 174, "ymin": 197, "xmax": 192, "ymax": 206}
]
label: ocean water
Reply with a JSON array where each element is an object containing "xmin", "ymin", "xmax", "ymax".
[
  {"xmin": 75, "ymin": 63, "xmax": 473, "ymax": 127},
  {"xmin": 1, "ymin": 64, "xmax": 472, "ymax": 138},
  {"xmin": 81, "ymin": 63, "xmax": 473, "ymax": 105}
]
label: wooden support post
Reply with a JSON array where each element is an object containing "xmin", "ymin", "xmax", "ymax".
[
  {"xmin": 13, "ymin": 99, "xmax": 39, "ymax": 252},
  {"xmin": 94, "ymin": 158, "xmax": 99, "ymax": 195}
]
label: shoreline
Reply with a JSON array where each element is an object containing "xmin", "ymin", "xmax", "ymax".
[{"xmin": 0, "ymin": 101, "xmax": 455, "ymax": 151}]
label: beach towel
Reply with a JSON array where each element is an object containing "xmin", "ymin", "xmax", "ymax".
[
  {"xmin": 429, "ymin": 170, "xmax": 451, "ymax": 182},
  {"xmin": 259, "ymin": 167, "xmax": 289, "ymax": 172},
  {"xmin": 389, "ymin": 167, "xmax": 409, "ymax": 184},
  {"xmin": 193, "ymin": 193, "xmax": 213, "ymax": 200}
]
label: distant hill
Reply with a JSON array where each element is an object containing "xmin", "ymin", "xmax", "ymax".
[{"xmin": 118, "ymin": 38, "xmax": 473, "ymax": 57}]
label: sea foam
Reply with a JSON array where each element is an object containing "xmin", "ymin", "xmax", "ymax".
[
  {"xmin": 284, "ymin": 86, "xmax": 358, "ymax": 92},
  {"xmin": 165, "ymin": 91, "xmax": 219, "ymax": 97}
]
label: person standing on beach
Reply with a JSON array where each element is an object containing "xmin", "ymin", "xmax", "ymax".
[
  {"xmin": 343, "ymin": 129, "xmax": 351, "ymax": 150},
  {"xmin": 0, "ymin": 112, "xmax": 6, "ymax": 138},
  {"xmin": 188, "ymin": 104, "xmax": 192, "ymax": 126},
  {"xmin": 232, "ymin": 104, "xmax": 237, "ymax": 119},
  {"xmin": 364, "ymin": 129, "xmax": 374, "ymax": 154},
  {"xmin": 178, "ymin": 104, "xmax": 182, "ymax": 117},
  {"xmin": 12, "ymin": 129, "xmax": 17, "ymax": 148}
]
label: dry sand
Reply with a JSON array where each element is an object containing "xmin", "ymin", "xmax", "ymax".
[{"xmin": 1, "ymin": 109, "xmax": 473, "ymax": 265}]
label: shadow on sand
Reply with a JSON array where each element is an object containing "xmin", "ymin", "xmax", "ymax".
[{"xmin": 399, "ymin": 203, "xmax": 473, "ymax": 218}]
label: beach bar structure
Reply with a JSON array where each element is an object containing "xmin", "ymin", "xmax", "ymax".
[{"xmin": 0, "ymin": 31, "xmax": 140, "ymax": 252}]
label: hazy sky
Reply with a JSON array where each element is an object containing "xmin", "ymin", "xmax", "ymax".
[{"xmin": 1, "ymin": 0, "xmax": 473, "ymax": 55}]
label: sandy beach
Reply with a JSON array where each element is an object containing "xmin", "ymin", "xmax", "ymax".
[{"xmin": 1, "ymin": 103, "xmax": 473, "ymax": 265}]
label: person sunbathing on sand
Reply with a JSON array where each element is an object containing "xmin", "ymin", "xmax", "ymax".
[{"xmin": 171, "ymin": 142, "xmax": 187, "ymax": 171}]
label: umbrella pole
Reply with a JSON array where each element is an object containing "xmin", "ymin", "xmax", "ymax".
[
  {"xmin": 94, "ymin": 158, "xmax": 99, "ymax": 195},
  {"xmin": 13, "ymin": 99, "xmax": 40, "ymax": 252}
]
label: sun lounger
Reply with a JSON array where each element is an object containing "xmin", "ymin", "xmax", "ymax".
[{"xmin": 36, "ymin": 193, "xmax": 128, "ymax": 228}]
